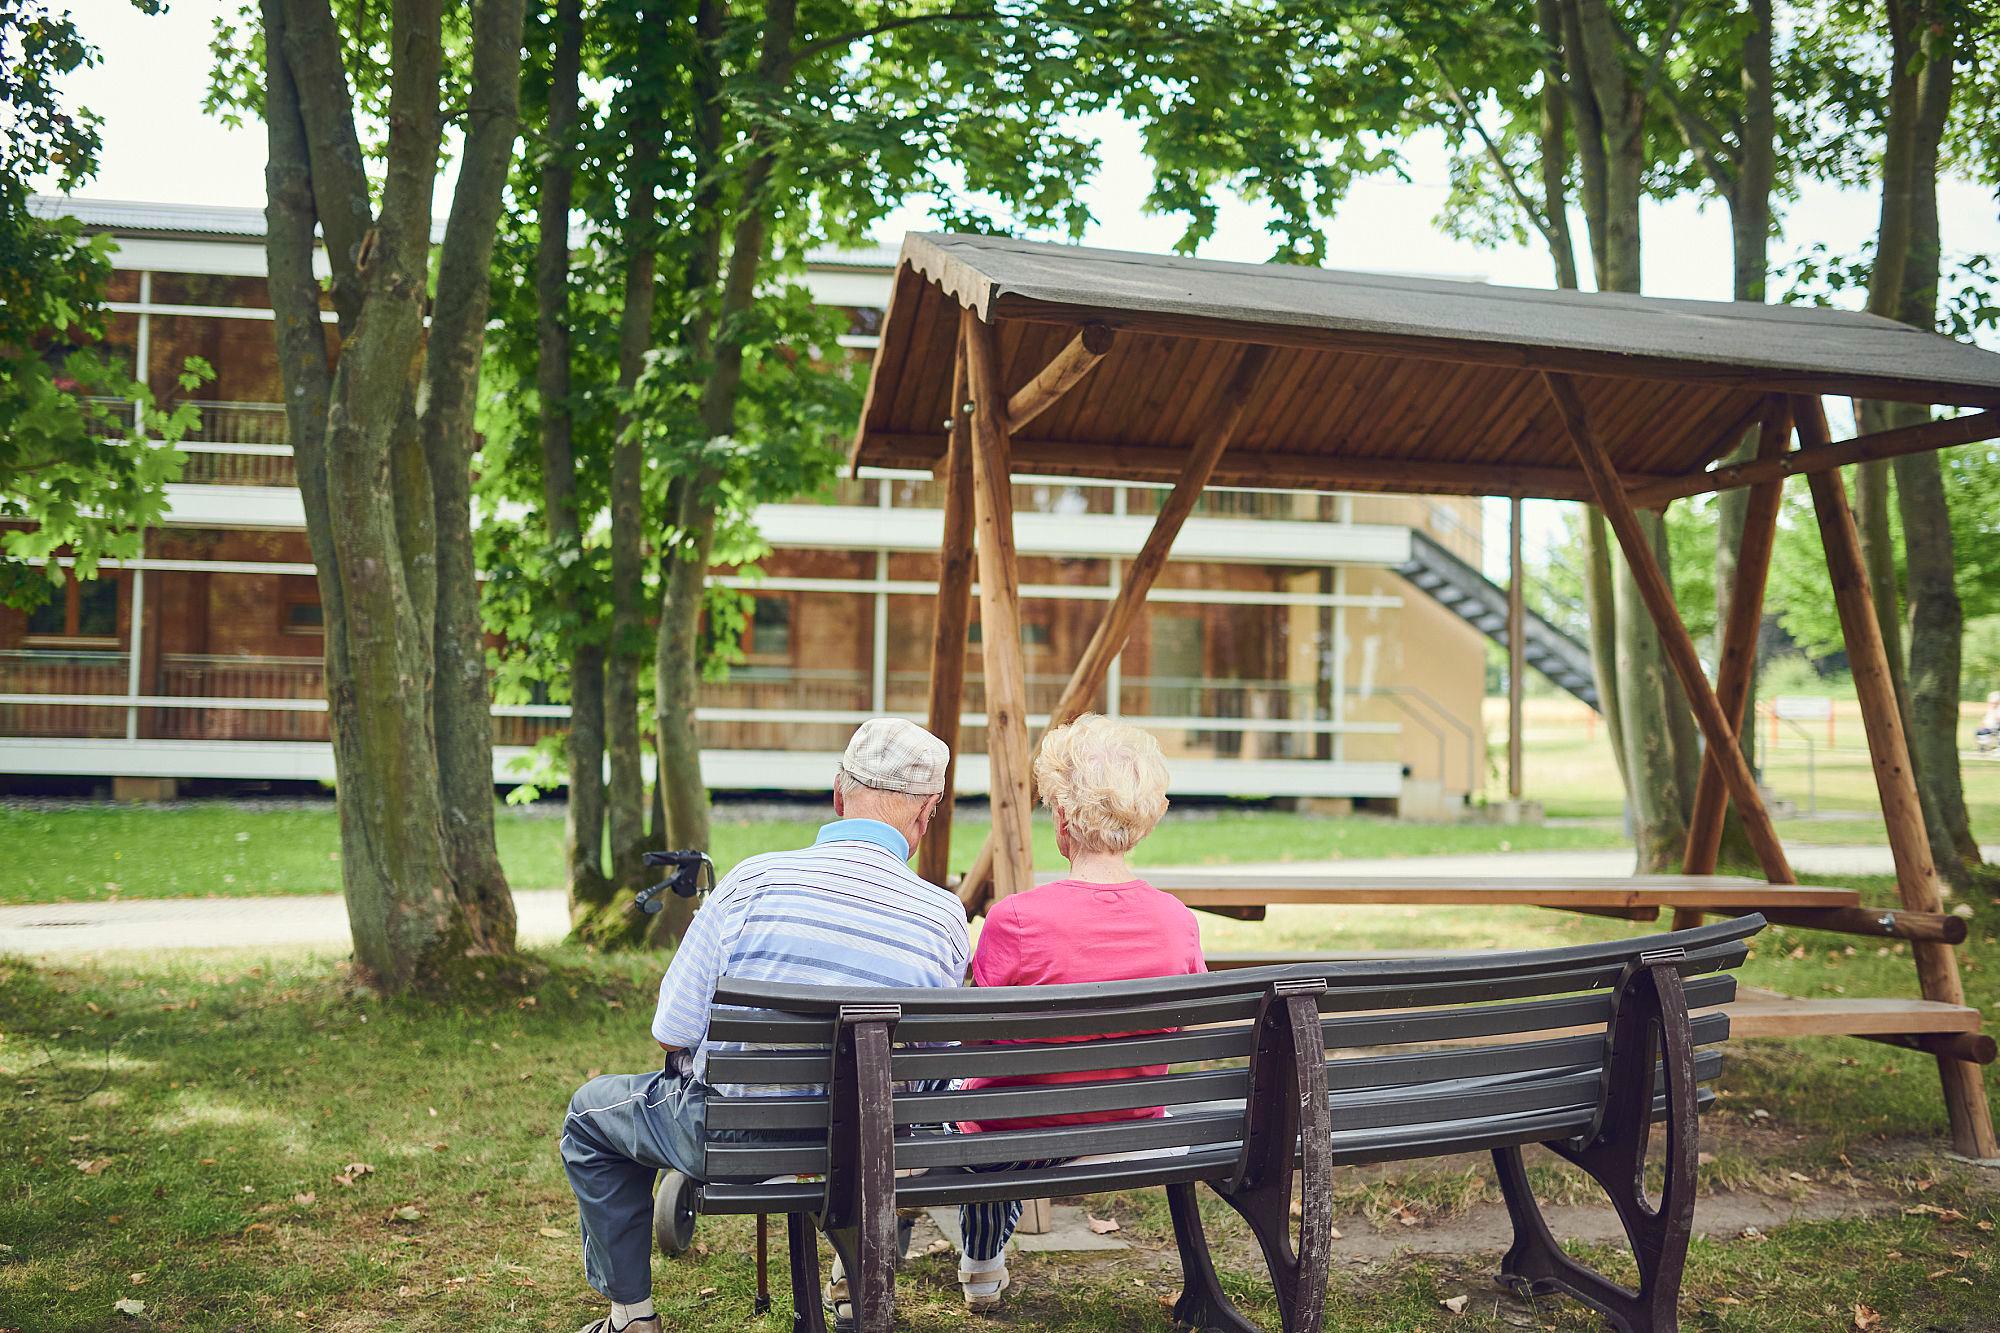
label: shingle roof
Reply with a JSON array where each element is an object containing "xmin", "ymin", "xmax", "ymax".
[{"xmin": 850, "ymin": 232, "xmax": 2000, "ymax": 498}]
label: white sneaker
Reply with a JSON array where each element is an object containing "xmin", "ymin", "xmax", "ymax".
[{"xmin": 959, "ymin": 1263, "xmax": 1011, "ymax": 1313}]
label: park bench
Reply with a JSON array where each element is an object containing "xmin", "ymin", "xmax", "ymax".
[{"xmin": 654, "ymin": 914, "xmax": 1761, "ymax": 1333}]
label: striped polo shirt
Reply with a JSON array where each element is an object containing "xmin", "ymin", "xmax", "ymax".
[{"xmin": 650, "ymin": 819, "xmax": 970, "ymax": 1097}]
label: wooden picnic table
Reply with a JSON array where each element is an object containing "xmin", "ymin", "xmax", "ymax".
[{"xmin": 1076, "ymin": 869, "xmax": 1966, "ymax": 942}]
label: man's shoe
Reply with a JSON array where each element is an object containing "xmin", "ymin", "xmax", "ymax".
[
  {"xmin": 574, "ymin": 1317, "xmax": 661, "ymax": 1333},
  {"xmin": 823, "ymin": 1276, "xmax": 855, "ymax": 1331},
  {"xmin": 959, "ymin": 1263, "xmax": 1010, "ymax": 1314}
]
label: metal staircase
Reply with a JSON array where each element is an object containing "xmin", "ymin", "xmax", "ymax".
[{"xmin": 1395, "ymin": 530, "xmax": 1601, "ymax": 711}]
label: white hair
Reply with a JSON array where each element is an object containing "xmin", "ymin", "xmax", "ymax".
[
  {"xmin": 1033, "ymin": 714, "xmax": 1170, "ymax": 855},
  {"xmin": 836, "ymin": 767, "xmax": 935, "ymax": 824}
]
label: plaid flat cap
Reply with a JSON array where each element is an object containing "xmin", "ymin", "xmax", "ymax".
[{"xmin": 842, "ymin": 718, "xmax": 949, "ymax": 795}]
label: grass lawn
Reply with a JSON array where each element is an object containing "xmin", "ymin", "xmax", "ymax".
[
  {"xmin": 1494, "ymin": 722, "xmax": 2000, "ymax": 848},
  {"xmin": 0, "ymin": 803, "xmax": 1632, "ymax": 906},
  {"xmin": 3, "ymin": 875, "xmax": 1997, "ymax": 1330}
]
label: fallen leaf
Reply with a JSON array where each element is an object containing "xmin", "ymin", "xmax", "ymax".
[
  {"xmin": 334, "ymin": 1162, "xmax": 375, "ymax": 1187},
  {"xmin": 1853, "ymin": 1303, "xmax": 1880, "ymax": 1330},
  {"xmin": 1086, "ymin": 1214, "xmax": 1121, "ymax": 1235},
  {"xmin": 698, "ymin": 1286, "xmax": 717, "ymax": 1298},
  {"xmin": 1787, "ymin": 1171, "xmax": 1811, "ymax": 1182},
  {"xmin": 1978, "ymin": 1221, "xmax": 1994, "ymax": 1232},
  {"xmin": 1442, "ymin": 1293, "xmax": 1470, "ymax": 1314},
  {"xmin": 537, "ymin": 1227, "xmax": 566, "ymax": 1239},
  {"xmin": 392, "ymin": 1205, "xmax": 423, "ymax": 1222},
  {"xmin": 1329, "ymin": 1225, "xmax": 1342, "ymax": 1240},
  {"xmin": 114, "ymin": 1298, "xmax": 146, "ymax": 1317},
  {"xmin": 1916, "ymin": 1178, "xmax": 1935, "ymax": 1192},
  {"xmin": 293, "ymin": 1192, "xmax": 316, "ymax": 1206},
  {"xmin": 128, "ymin": 1273, "xmax": 147, "ymax": 1285}
]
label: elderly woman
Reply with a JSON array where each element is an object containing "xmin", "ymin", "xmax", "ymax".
[{"xmin": 952, "ymin": 713, "xmax": 1206, "ymax": 1312}]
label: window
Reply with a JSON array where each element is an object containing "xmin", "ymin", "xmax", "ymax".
[
  {"xmin": 747, "ymin": 596, "xmax": 793, "ymax": 659},
  {"xmin": 283, "ymin": 599, "xmax": 324, "ymax": 635},
  {"xmin": 25, "ymin": 576, "xmax": 120, "ymax": 645}
]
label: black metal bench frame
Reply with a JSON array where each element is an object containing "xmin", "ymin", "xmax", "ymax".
[{"xmin": 672, "ymin": 914, "xmax": 1760, "ymax": 1333}]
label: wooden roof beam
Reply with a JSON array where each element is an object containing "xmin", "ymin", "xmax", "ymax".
[
  {"xmin": 1626, "ymin": 408, "xmax": 2000, "ymax": 508},
  {"xmin": 996, "ymin": 299, "xmax": 2000, "ymax": 409},
  {"xmin": 863, "ymin": 433, "xmax": 1634, "ymax": 501},
  {"xmin": 1006, "ymin": 323, "xmax": 1115, "ymax": 432}
]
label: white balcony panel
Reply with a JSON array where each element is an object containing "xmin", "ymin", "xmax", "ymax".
[
  {"xmin": 697, "ymin": 750, "xmax": 1401, "ymax": 798},
  {"xmin": 753, "ymin": 505, "xmax": 1413, "ymax": 566},
  {"xmin": 2, "ymin": 737, "xmax": 1403, "ymax": 799},
  {"xmin": 162, "ymin": 484, "xmax": 307, "ymax": 529}
]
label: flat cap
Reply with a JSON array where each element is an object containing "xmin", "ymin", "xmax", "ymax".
[{"xmin": 841, "ymin": 718, "xmax": 949, "ymax": 796}]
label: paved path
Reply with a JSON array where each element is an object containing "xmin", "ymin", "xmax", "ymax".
[{"xmin": 2, "ymin": 844, "xmax": 1993, "ymax": 958}]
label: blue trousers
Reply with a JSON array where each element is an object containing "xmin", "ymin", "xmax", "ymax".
[{"xmin": 560, "ymin": 1069, "xmax": 710, "ymax": 1303}]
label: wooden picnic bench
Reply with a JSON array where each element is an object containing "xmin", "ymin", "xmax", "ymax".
[
  {"xmin": 656, "ymin": 915, "xmax": 1761, "ymax": 1333},
  {"xmin": 1117, "ymin": 868, "xmax": 1991, "ymax": 1069}
]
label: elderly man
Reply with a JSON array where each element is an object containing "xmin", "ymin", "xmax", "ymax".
[{"xmin": 561, "ymin": 718, "xmax": 968, "ymax": 1333}]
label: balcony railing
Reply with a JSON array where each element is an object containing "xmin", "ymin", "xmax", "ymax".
[{"xmin": 0, "ymin": 653, "xmax": 1402, "ymax": 767}]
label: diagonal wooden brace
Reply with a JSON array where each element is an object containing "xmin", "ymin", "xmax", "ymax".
[{"xmin": 1542, "ymin": 372, "xmax": 1794, "ymax": 888}]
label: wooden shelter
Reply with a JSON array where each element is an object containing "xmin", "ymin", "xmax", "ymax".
[{"xmin": 848, "ymin": 232, "xmax": 2000, "ymax": 1159}]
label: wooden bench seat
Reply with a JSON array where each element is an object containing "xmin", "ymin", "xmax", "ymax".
[{"xmin": 658, "ymin": 917, "xmax": 1762, "ymax": 1333}]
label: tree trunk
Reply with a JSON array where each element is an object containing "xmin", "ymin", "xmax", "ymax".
[
  {"xmin": 652, "ymin": 0, "xmax": 796, "ymax": 886},
  {"xmin": 263, "ymin": 0, "xmax": 521, "ymax": 990},
  {"xmin": 1853, "ymin": 0, "xmax": 1922, "ymax": 719},
  {"xmin": 1584, "ymin": 510, "xmax": 1628, "ymax": 790},
  {"xmin": 604, "ymin": 119, "xmax": 659, "ymax": 920},
  {"xmin": 1619, "ymin": 511, "xmax": 1693, "ymax": 870},
  {"xmin": 1888, "ymin": 11, "xmax": 1982, "ymax": 880},
  {"xmin": 533, "ymin": 0, "xmax": 610, "ymax": 914},
  {"xmin": 1566, "ymin": 0, "xmax": 1694, "ymax": 859},
  {"xmin": 1710, "ymin": 0, "xmax": 1776, "ymax": 869},
  {"xmin": 421, "ymin": 0, "xmax": 525, "ymax": 952}
]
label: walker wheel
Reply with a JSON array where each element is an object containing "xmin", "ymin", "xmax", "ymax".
[{"xmin": 654, "ymin": 1168, "xmax": 698, "ymax": 1257}]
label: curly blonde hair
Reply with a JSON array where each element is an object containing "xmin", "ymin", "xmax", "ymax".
[{"xmin": 1033, "ymin": 714, "xmax": 1170, "ymax": 855}]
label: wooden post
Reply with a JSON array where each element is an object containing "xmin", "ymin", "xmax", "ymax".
[
  {"xmin": 964, "ymin": 309, "xmax": 1036, "ymax": 902},
  {"xmin": 1542, "ymin": 373, "xmax": 1794, "ymax": 887},
  {"xmin": 1507, "ymin": 495, "xmax": 1524, "ymax": 804},
  {"xmin": 956, "ymin": 345, "xmax": 1274, "ymax": 908},
  {"xmin": 918, "ymin": 327, "xmax": 975, "ymax": 889},
  {"xmin": 1680, "ymin": 398, "xmax": 1792, "ymax": 899},
  {"xmin": 1795, "ymin": 394, "xmax": 1998, "ymax": 1159}
]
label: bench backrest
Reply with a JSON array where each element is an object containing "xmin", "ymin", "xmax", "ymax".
[{"xmin": 697, "ymin": 914, "xmax": 1760, "ymax": 1181}]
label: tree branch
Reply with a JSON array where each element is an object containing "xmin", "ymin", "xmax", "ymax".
[
  {"xmin": 1598, "ymin": 0, "xmax": 1737, "ymax": 193},
  {"xmin": 1428, "ymin": 49, "xmax": 1562, "ymax": 257},
  {"xmin": 274, "ymin": 0, "xmax": 373, "ymax": 330},
  {"xmin": 781, "ymin": 7, "xmax": 996, "ymax": 74}
]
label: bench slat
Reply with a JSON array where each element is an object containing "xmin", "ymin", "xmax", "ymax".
[
  {"xmin": 702, "ymin": 1050, "xmax": 1722, "ymax": 1176},
  {"xmin": 704, "ymin": 1012, "xmax": 1732, "ymax": 1130},
  {"xmin": 706, "ymin": 943, "xmax": 1748, "ymax": 1044},
  {"xmin": 701, "ymin": 973, "xmax": 1738, "ymax": 1085},
  {"xmin": 697, "ymin": 1086, "xmax": 1719, "ymax": 1209}
]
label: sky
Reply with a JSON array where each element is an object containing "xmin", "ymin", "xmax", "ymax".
[{"xmin": 58, "ymin": 0, "xmax": 2000, "ymax": 578}]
